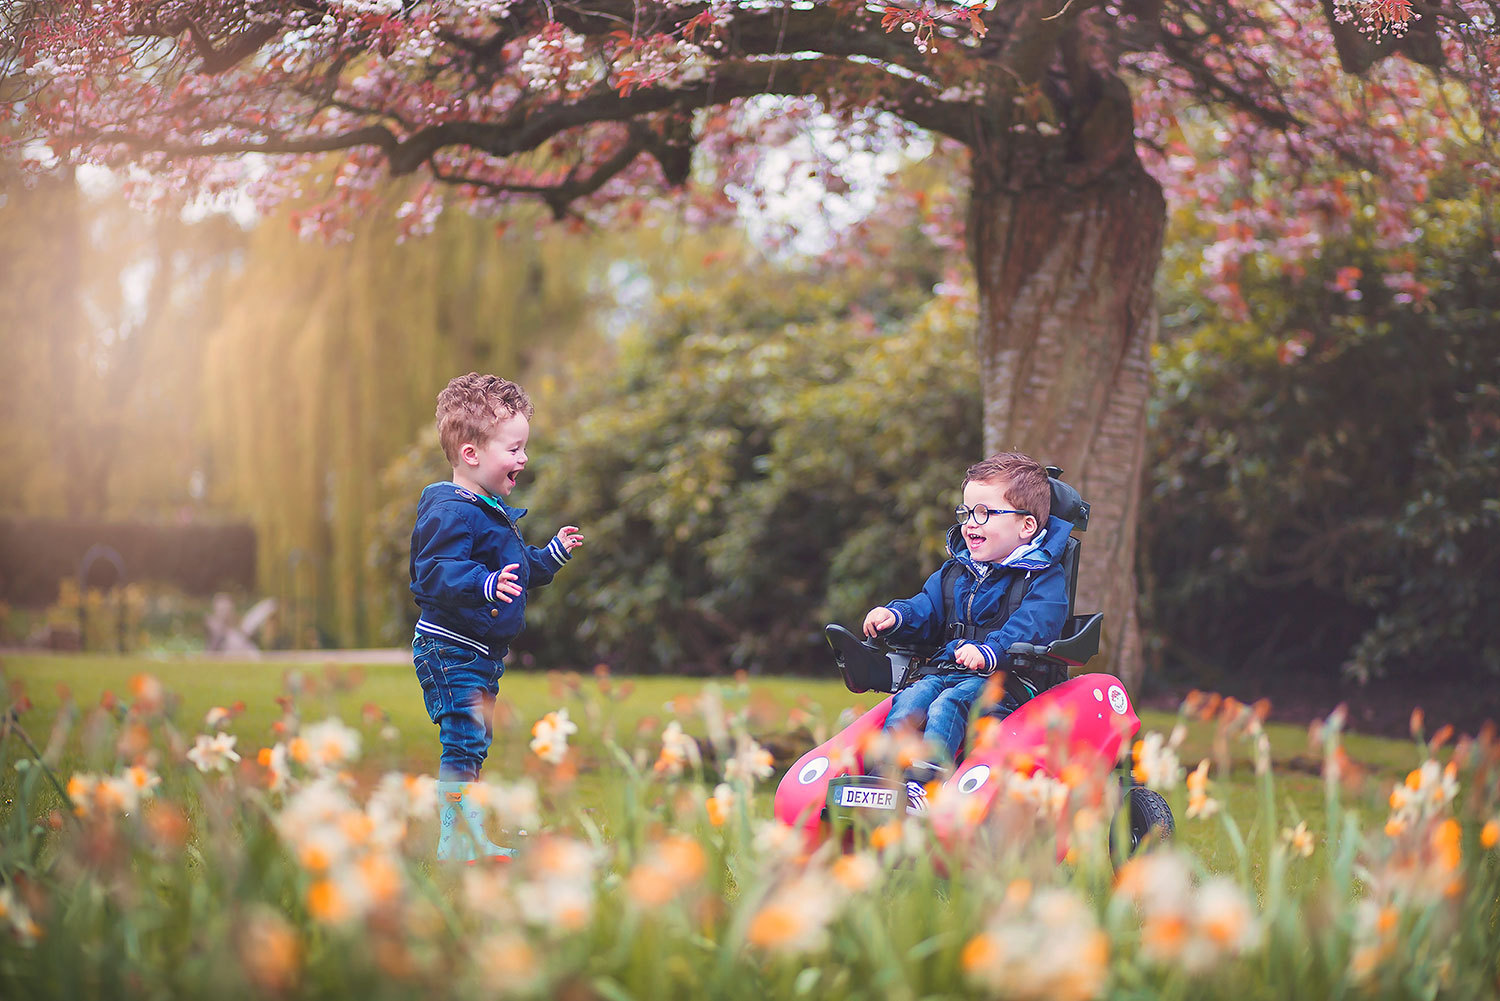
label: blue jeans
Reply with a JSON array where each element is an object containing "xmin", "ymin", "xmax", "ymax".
[
  {"xmin": 413, "ymin": 634, "xmax": 504, "ymax": 781},
  {"xmin": 885, "ymin": 672, "xmax": 991, "ymax": 764}
]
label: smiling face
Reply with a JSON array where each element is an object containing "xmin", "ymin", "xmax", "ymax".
[
  {"xmin": 453, "ymin": 410, "xmax": 530, "ymax": 498},
  {"xmin": 959, "ymin": 477, "xmax": 1039, "ymax": 563}
]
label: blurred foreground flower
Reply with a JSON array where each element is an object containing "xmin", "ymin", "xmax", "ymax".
[
  {"xmin": 530, "ymin": 708, "xmax": 577, "ymax": 764},
  {"xmin": 706, "ymin": 783, "xmax": 734, "ymax": 827},
  {"xmin": 625, "ymin": 834, "xmax": 706, "ymax": 909},
  {"xmin": 1186, "ymin": 759, "xmax": 1219, "ymax": 820},
  {"xmin": 964, "ymin": 885, "xmax": 1107, "ymax": 1001},
  {"xmin": 0, "ymin": 886, "xmax": 42, "ymax": 946},
  {"xmin": 1384, "ymin": 759, "xmax": 1457, "ymax": 836},
  {"xmin": 186, "ymin": 732, "xmax": 241, "ymax": 773},
  {"xmin": 1115, "ymin": 850, "xmax": 1263, "ymax": 974},
  {"xmin": 1282, "ymin": 821, "xmax": 1316, "ymax": 857},
  {"xmin": 723, "ymin": 734, "xmax": 774, "ymax": 788},
  {"xmin": 474, "ymin": 931, "xmax": 544, "ymax": 996},
  {"xmin": 746, "ymin": 871, "xmax": 840, "ymax": 956},
  {"xmin": 1131, "ymin": 730, "xmax": 1182, "ymax": 790},
  {"xmin": 67, "ymin": 766, "xmax": 161, "ymax": 816},
  {"xmin": 654, "ymin": 720, "xmax": 699, "ymax": 778},
  {"xmin": 478, "ymin": 777, "xmax": 542, "ymax": 833},
  {"xmin": 290, "ymin": 718, "xmax": 362, "ymax": 773},
  {"xmin": 515, "ymin": 836, "xmax": 598, "ymax": 934},
  {"xmin": 237, "ymin": 906, "xmax": 302, "ymax": 994}
]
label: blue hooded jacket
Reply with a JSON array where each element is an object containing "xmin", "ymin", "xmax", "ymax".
[
  {"xmin": 881, "ymin": 515, "xmax": 1073, "ymax": 671},
  {"xmin": 408, "ymin": 482, "xmax": 572, "ymax": 659}
]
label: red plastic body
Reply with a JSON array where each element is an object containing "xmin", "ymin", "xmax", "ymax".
[{"xmin": 773, "ymin": 672, "xmax": 1141, "ymax": 848}]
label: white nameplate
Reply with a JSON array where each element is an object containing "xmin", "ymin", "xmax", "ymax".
[{"xmin": 838, "ymin": 785, "xmax": 896, "ymax": 810}]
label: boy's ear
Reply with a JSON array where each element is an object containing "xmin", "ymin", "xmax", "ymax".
[
  {"xmin": 1024, "ymin": 514, "xmax": 1040, "ymax": 540},
  {"xmin": 459, "ymin": 443, "xmax": 479, "ymax": 467}
]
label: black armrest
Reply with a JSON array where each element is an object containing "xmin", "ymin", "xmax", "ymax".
[{"xmin": 1042, "ymin": 612, "xmax": 1103, "ymax": 667}]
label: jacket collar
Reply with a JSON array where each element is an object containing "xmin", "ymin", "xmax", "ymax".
[
  {"xmin": 425, "ymin": 481, "xmax": 527, "ymax": 521},
  {"xmin": 945, "ymin": 515, "xmax": 1073, "ymax": 574}
]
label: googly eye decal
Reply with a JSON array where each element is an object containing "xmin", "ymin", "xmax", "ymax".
[
  {"xmin": 798, "ymin": 756, "xmax": 830, "ymax": 784},
  {"xmin": 957, "ymin": 764, "xmax": 991, "ymax": 795}
]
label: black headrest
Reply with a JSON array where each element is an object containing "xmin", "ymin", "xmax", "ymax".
[{"xmin": 1045, "ymin": 466, "xmax": 1089, "ymax": 532}]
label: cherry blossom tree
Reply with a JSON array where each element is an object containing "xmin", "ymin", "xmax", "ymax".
[{"xmin": 4, "ymin": 0, "xmax": 1495, "ymax": 682}]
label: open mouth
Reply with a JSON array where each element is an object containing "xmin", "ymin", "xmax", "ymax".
[{"xmin": 966, "ymin": 532, "xmax": 986, "ymax": 548}]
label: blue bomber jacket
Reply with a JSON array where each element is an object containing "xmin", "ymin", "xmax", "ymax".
[
  {"xmin": 408, "ymin": 482, "xmax": 572, "ymax": 660},
  {"xmin": 882, "ymin": 515, "xmax": 1074, "ymax": 672}
]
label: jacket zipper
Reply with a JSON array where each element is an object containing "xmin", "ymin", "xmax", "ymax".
[{"xmin": 963, "ymin": 569, "xmax": 978, "ymax": 640}]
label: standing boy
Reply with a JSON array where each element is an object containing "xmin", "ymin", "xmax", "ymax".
[
  {"xmin": 863, "ymin": 452, "xmax": 1071, "ymax": 812},
  {"xmin": 410, "ymin": 373, "xmax": 583, "ymax": 860}
]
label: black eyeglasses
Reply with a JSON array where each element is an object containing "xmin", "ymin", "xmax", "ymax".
[{"xmin": 955, "ymin": 504, "xmax": 1032, "ymax": 526}]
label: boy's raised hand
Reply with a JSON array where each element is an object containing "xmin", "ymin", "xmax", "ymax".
[
  {"xmin": 555, "ymin": 525, "xmax": 584, "ymax": 552},
  {"xmin": 954, "ymin": 643, "xmax": 987, "ymax": 671},
  {"xmin": 863, "ymin": 606, "xmax": 896, "ymax": 638},
  {"xmin": 494, "ymin": 563, "xmax": 523, "ymax": 603}
]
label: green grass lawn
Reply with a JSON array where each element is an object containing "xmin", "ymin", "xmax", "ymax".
[{"xmin": 0, "ymin": 651, "xmax": 1429, "ymax": 871}]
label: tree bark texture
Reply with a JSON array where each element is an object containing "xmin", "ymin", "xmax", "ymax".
[{"xmin": 967, "ymin": 153, "xmax": 1165, "ymax": 689}]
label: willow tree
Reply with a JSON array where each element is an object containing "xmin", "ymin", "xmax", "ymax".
[{"xmin": 8, "ymin": 0, "xmax": 1494, "ymax": 679}]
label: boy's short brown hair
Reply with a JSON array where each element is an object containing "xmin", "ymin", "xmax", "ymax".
[
  {"xmin": 963, "ymin": 452, "xmax": 1052, "ymax": 525},
  {"xmin": 435, "ymin": 373, "xmax": 534, "ymax": 466}
]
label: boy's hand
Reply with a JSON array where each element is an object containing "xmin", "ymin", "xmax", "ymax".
[
  {"xmin": 954, "ymin": 644, "xmax": 987, "ymax": 671},
  {"xmin": 863, "ymin": 607, "xmax": 896, "ymax": 638},
  {"xmin": 555, "ymin": 525, "xmax": 584, "ymax": 553},
  {"xmin": 494, "ymin": 563, "xmax": 523, "ymax": 603}
]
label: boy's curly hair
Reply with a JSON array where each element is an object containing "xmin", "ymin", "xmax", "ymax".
[
  {"xmin": 963, "ymin": 452, "xmax": 1052, "ymax": 525},
  {"xmin": 435, "ymin": 373, "xmax": 534, "ymax": 466}
]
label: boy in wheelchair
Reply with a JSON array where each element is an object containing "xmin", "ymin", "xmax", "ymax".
[{"xmin": 863, "ymin": 452, "xmax": 1074, "ymax": 813}]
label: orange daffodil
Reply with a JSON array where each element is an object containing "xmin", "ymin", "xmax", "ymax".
[
  {"xmin": 237, "ymin": 906, "xmax": 302, "ymax": 994},
  {"xmin": 1114, "ymin": 849, "xmax": 1263, "ymax": 975},
  {"xmin": 1384, "ymin": 759, "xmax": 1458, "ymax": 837},
  {"xmin": 529, "ymin": 708, "xmax": 578, "ymax": 764},
  {"xmin": 745, "ymin": 871, "xmax": 842, "ymax": 955},
  {"xmin": 473, "ymin": 931, "xmax": 544, "ymax": 995},
  {"xmin": 1347, "ymin": 899, "xmax": 1402, "ymax": 983},
  {"xmin": 745, "ymin": 852, "xmax": 889, "ymax": 957},
  {"xmin": 1482, "ymin": 819, "xmax": 1499, "ymax": 850},
  {"xmin": 271, "ymin": 770, "xmax": 452, "ymax": 927},
  {"xmin": 653, "ymin": 720, "xmax": 699, "ymax": 777},
  {"xmin": 67, "ymin": 765, "xmax": 162, "ymax": 817},
  {"xmin": 1282, "ymin": 821, "xmax": 1316, "ymax": 858},
  {"xmin": 186, "ymin": 732, "xmax": 242, "ymax": 773},
  {"xmin": 706, "ymin": 783, "xmax": 735, "ymax": 827},
  {"xmin": 625, "ymin": 834, "xmax": 707, "ymax": 910},
  {"xmin": 0, "ymin": 886, "xmax": 42, "ymax": 946},
  {"xmin": 1131, "ymin": 728, "xmax": 1184, "ymax": 789},
  {"xmin": 512, "ymin": 836, "xmax": 600, "ymax": 935},
  {"xmin": 253, "ymin": 717, "xmax": 363, "ymax": 791},
  {"xmin": 752, "ymin": 819, "xmax": 808, "ymax": 866},
  {"xmin": 1185, "ymin": 760, "xmax": 1220, "ymax": 820},
  {"xmin": 289, "ymin": 718, "xmax": 362, "ymax": 771},
  {"xmin": 723, "ymin": 734, "xmax": 774, "ymax": 787},
  {"xmin": 964, "ymin": 884, "xmax": 1108, "ymax": 1001}
]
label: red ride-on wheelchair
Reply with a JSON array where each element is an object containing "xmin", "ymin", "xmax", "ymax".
[{"xmin": 772, "ymin": 468, "xmax": 1173, "ymax": 857}]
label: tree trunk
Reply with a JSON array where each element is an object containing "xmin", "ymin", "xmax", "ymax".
[{"xmin": 967, "ymin": 150, "xmax": 1164, "ymax": 689}]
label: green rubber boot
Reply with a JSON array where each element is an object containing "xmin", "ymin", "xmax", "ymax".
[{"xmin": 436, "ymin": 780, "xmax": 515, "ymax": 862}]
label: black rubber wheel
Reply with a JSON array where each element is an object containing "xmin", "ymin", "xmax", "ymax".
[{"xmin": 1110, "ymin": 786, "xmax": 1175, "ymax": 861}]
